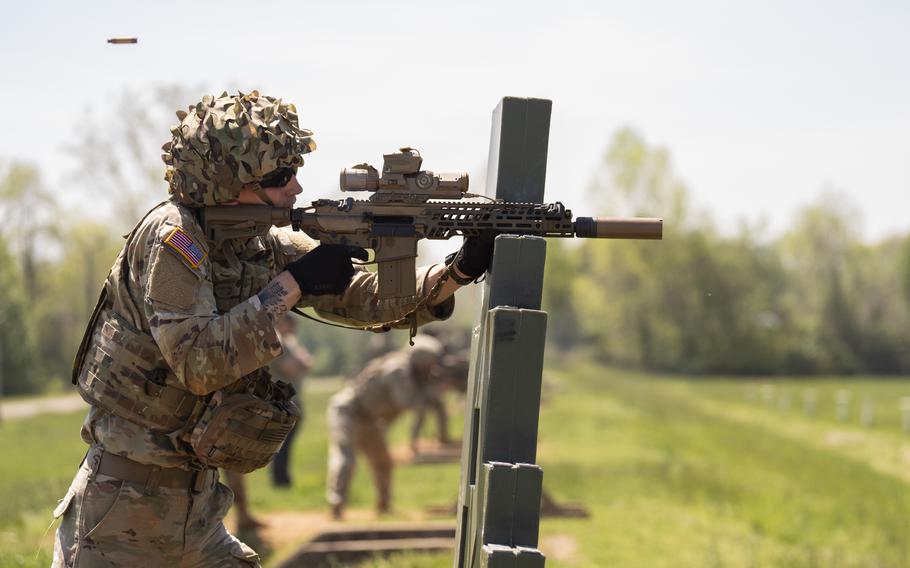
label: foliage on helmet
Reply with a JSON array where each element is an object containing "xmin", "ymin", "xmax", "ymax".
[{"xmin": 161, "ymin": 91, "xmax": 316, "ymax": 207}]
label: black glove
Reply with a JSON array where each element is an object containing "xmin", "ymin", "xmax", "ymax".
[
  {"xmin": 286, "ymin": 244, "xmax": 369, "ymax": 295},
  {"xmin": 446, "ymin": 231, "xmax": 496, "ymax": 281}
]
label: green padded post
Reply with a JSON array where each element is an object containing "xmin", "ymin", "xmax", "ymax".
[
  {"xmin": 480, "ymin": 545, "xmax": 546, "ymax": 568},
  {"xmin": 455, "ymin": 97, "xmax": 552, "ymax": 568}
]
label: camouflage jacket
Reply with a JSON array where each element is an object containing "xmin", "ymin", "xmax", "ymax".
[{"xmin": 80, "ymin": 199, "xmax": 453, "ymax": 467}]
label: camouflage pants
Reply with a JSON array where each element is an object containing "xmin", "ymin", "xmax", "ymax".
[
  {"xmin": 325, "ymin": 400, "xmax": 392, "ymax": 511},
  {"xmin": 52, "ymin": 451, "xmax": 260, "ymax": 567}
]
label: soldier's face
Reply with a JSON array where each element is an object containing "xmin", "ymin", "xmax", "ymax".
[{"xmin": 262, "ymin": 176, "xmax": 303, "ymax": 208}]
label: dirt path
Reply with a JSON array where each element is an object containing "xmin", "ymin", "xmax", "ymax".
[{"xmin": 0, "ymin": 392, "xmax": 84, "ymax": 421}]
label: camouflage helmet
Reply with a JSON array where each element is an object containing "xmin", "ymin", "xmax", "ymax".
[
  {"xmin": 408, "ymin": 335, "xmax": 444, "ymax": 368},
  {"xmin": 437, "ymin": 352, "xmax": 470, "ymax": 392},
  {"xmin": 161, "ymin": 90, "xmax": 316, "ymax": 207}
]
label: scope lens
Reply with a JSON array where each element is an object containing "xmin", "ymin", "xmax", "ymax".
[{"xmin": 340, "ymin": 168, "xmax": 376, "ymax": 191}]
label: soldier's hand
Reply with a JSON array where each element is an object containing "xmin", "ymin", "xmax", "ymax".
[
  {"xmin": 447, "ymin": 230, "xmax": 496, "ymax": 280},
  {"xmin": 286, "ymin": 245, "xmax": 369, "ymax": 295}
]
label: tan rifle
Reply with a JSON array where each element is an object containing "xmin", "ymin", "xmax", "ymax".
[{"xmin": 200, "ymin": 147, "xmax": 663, "ymax": 301}]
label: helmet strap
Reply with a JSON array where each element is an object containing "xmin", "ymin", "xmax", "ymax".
[{"xmin": 250, "ymin": 183, "xmax": 275, "ymax": 206}]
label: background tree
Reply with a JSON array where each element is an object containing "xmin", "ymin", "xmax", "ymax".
[
  {"xmin": 0, "ymin": 162, "xmax": 57, "ymax": 301},
  {"xmin": 542, "ymin": 239, "xmax": 581, "ymax": 349},
  {"xmin": 901, "ymin": 235, "xmax": 910, "ymax": 309},
  {"xmin": 0, "ymin": 236, "xmax": 38, "ymax": 395},
  {"xmin": 778, "ymin": 193, "xmax": 868, "ymax": 373},
  {"xmin": 31, "ymin": 223, "xmax": 122, "ymax": 382},
  {"xmin": 565, "ymin": 130, "xmax": 909, "ymax": 376},
  {"xmin": 65, "ymin": 84, "xmax": 202, "ymax": 225}
]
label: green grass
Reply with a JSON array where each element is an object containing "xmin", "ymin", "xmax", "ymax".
[
  {"xmin": 0, "ymin": 411, "xmax": 87, "ymax": 567},
  {"xmin": 536, "ymin": 364, "xmax": 910, "ymax": 567},
  {"xmin": 2, "ymin": 365, "xmax": 910, "ymax": 567}
]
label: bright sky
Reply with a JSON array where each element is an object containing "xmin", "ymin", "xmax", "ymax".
[{"xmin": 2, "ymin": 0, "xmax": 908, "ymax": 240}]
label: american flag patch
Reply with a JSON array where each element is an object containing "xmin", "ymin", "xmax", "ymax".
[{"xmin": 164, "ymin": 227, "xmax": 206, "ymax": 269}]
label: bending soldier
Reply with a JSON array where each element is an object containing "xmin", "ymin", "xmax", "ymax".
[
  {"xmin": 53, "ymin": 91, "xmax": 493, "ymax": 567},
  {"xmin": 325, "ymin": 335, "xmax": 466, "ymax": 519}
]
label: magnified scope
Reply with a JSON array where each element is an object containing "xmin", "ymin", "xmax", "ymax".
[{"xmin": 340, "ymin": 166, "xmax": 380, "ymax": 191}]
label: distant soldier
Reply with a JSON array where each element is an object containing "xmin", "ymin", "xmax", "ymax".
[
  {"xmin": 326, "ymin": 335, "xmax": 462, "ymax": 519},
  {"xmin": 224, "ymin": 315, "xmax": 312, "ymax": 531},
  {"xmin": 270, "ymin": 315, "xmax": 312, "ymax": 486}
]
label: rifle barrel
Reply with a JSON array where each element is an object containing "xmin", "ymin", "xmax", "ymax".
[{"xmin": 574, "ymin": 217, "xmax": 663, "ymax": 240}]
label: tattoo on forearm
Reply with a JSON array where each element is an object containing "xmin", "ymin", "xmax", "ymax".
[{"xmin": 257, "ymin": 280, "xmax": 290, "ymax": 321}]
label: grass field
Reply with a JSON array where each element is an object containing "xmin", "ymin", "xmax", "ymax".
[{"xmin": 2, "ymin": 361, "xmax": 910, "ymax": 567}]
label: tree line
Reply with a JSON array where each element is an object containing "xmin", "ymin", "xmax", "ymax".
[
  {"xmin": 1, "ymin": 109, "xmax": 909, "ymax": 396},
  {"xmin": 543, "ymin": 129, "xmax": 910, "ymax": 375}
]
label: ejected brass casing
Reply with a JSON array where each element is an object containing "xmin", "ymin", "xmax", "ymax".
[
  {"xmin": 575, "ymin": 217, "xmax": 663, "ymax": 239},
  {"xmin": 107, "ymin": 37, "xmax": 138, "ymax": 44}
]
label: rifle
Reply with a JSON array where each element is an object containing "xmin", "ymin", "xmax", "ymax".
[{"xmin": 200, "ymin": 147, "xmax": 662, "ymax": 301}]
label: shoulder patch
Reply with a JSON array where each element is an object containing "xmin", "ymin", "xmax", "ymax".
[
  {"xmin": 164, "ymin": 227, "xmax": 207, "ymax": 269},
  {"xmin": 147, "ymin": 249, "xmax": 202, "ymax": 311}
]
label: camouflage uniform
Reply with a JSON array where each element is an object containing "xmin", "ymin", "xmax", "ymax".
[
  {"xmin": 53, "ymin": 92, "xmax": 453, "ymax": 567},
  {"xmin": 326, "ymin": 337, "xmax": 444, "ymax": 514}
]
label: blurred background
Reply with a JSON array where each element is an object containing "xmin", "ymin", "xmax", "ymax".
[{"xmin": 1, "ymin": 1, "xmax": 909, "ymax": 566}]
